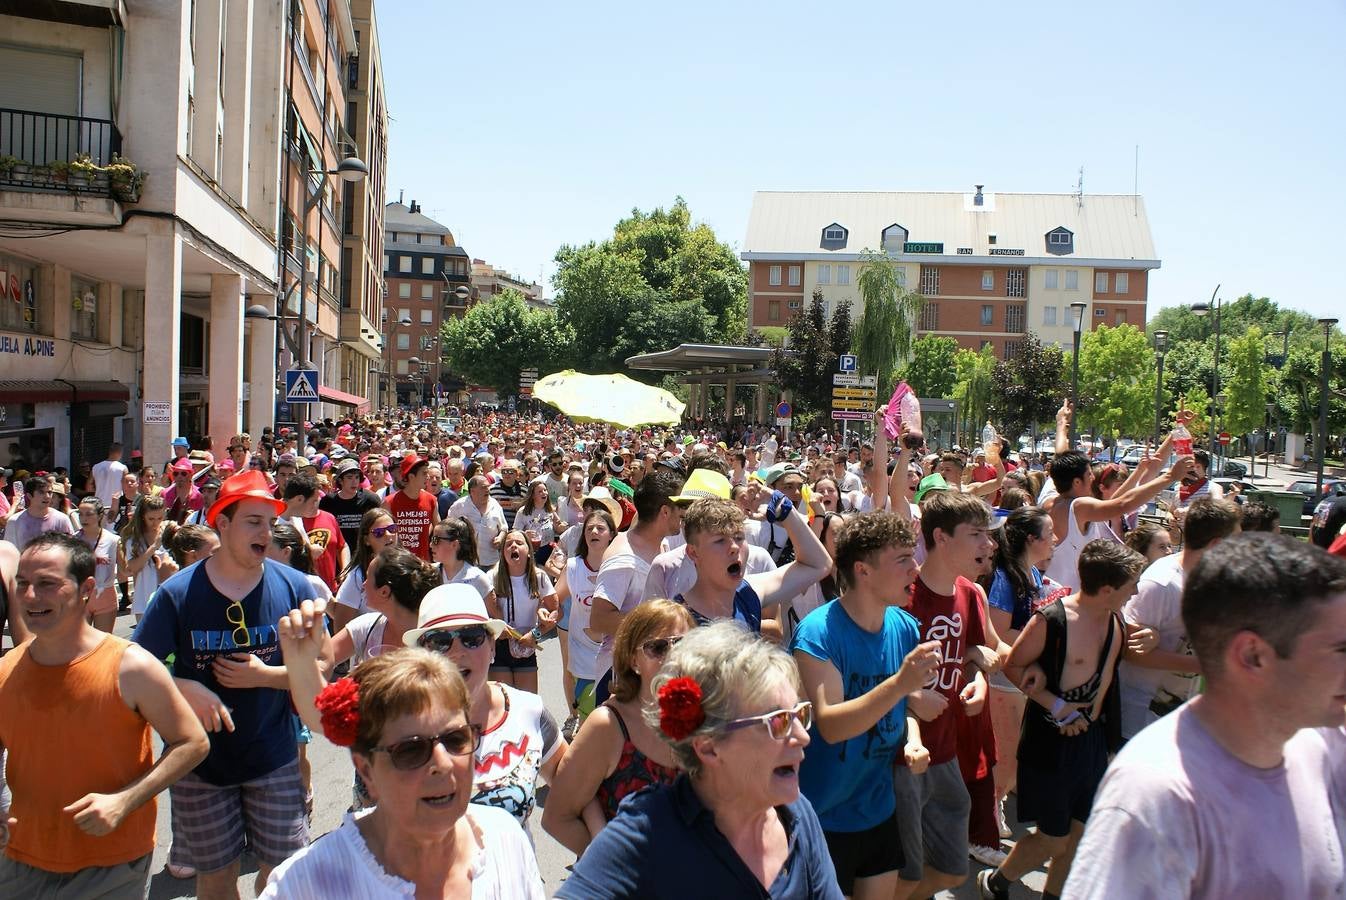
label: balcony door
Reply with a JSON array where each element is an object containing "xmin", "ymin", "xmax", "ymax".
[{"xmin": 0, "ymin": 45, "xmax": 82, "ymax": 164}]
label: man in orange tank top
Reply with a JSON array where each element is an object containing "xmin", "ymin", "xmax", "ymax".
[{"xmin": 0, "ymin": 533, "xmax": 207, "ymax": 898}]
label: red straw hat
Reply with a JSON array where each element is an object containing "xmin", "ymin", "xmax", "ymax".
[{"xmin": 205, "ymin": 469, "xmax": 286, "ymax": 527}]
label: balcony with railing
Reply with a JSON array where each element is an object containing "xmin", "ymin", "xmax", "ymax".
[{"xmin": 0, "ymin": 108, "xmax": 140, "ymax": 202}]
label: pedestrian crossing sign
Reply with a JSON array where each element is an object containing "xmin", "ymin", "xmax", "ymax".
[{"xmin": 285, "ymin": 368, "xmax": 320, "ymax": 403}]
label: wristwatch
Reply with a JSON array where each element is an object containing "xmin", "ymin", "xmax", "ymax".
[{"xmin": 530, "ymin": 626, "xmax": 544, "ymax": 642}]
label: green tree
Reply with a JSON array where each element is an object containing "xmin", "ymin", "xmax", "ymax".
[
  {"xmin": 770, "ymin": 290, "xmax": 852, "ymax": 421},
  {"xmin": 953, "ymin": 346, "xmax": 997, "ymax": 445},
  {"xmin": 992, "ymin": 333, "xmax": 1067, "ymax": 442},
  {"xmin": 854, "ymin": 249, "xmax": 923, "ymax": 397},
  {"xmin": 1078, "ymin": 324, "xmax": 1157, "ymax": 440},
  {"xmin": 1222, "ymin": 326, "xmax": 1272, "ymax": 463},
  {"xmin": 553, "ymin": 197, "xmax": 746, "ymax": 373},
  {"xmin": 899, "ymin": 335, "xmax": 959, "ymax": 399},
  {"xmin": 441, "ymin": 290, "xmax": 573, "ymax": 398}
]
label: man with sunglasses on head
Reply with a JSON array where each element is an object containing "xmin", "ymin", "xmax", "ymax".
[{"xmin": 133, "ymin": 470, "xmax": 332, "ymax": 899}]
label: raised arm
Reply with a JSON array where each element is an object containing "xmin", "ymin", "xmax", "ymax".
[
  {"xmin": 1054, "ymin": 398, "xmax": 1073, "ymax": 454},
  {"xmin": 866, "ymin": 405, "xmax": 890, "ymax": 503},
  {"xmin": 277, "ymin": 598, "xmax": 331, "ymax": 734},
  {"xmin": 794, "ymin": 642, "xmax": 941, "ymax": 744},
  {"xmin": 748, "ymin": 495, "xmax": 832, "ymax": 610}
]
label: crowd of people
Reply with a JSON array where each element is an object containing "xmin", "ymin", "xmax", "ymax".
[{"xmin": 0, "ymin": 399, "xmax": 1342, "ymax": 899}]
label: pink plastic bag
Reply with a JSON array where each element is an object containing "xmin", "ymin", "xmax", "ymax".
[{"xmin": 883, "ymin": 381, "xmax": 923, "ymax": 441}]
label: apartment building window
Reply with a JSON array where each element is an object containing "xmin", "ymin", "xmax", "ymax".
[
  {"xmin": 1045, "ymin": 269, "xmax": 1059, "ymax": 290},
  {"xmin": 0, "ymin": 255, "xmax": 36, "ymax": 332},
  {"xmin": 817, "ymin": 264, "xmax": 831, "ymax": 285},
  {"xmin": 768, "ymin": 265, "xmax": 782, "ymax": 286},
  {"xmin": 397, "ymin": 283, "xmax": 410, "ymax": 299},
  {"xmin": 1004, "ymin": 339, "xmax": 1023, "ymax": 361},
  {"xmin": 396, "ymin": 333, "xmax": 409, "ymax": 350},
  {"xmin": 1049, "ymin": 230, "xmax": 1072, "ymax": 246},
  {"xmin": 919, "ymin": 302, "xmax": 939, "ymax": 331},
  {"xmin": 1095, "ymin": 272, "xmax": 1109, "ymax": 293},
  {"xmin": 420, "ymin": 360, "xmax": 432, "ymax": 375},
  {"xmin": 1115, "ymin": 272, "xmax": 1129, "ymax": 293},
  {"xmin": 979, "ymin": 305, "xmax": 994, "ymax": 326},
  {"xmin": 421, "ymin": 284, "xmax": 433, "ymax": 300},
  {"xmin": 837, "ymin": 265, "xmax": 850, "ymax": 285},
  {"xmin": 396, "ymin": 360, "xmax": 409, "ymax": 375},
  {"xmin": 788, "ymin": 266, "xmax": 801, "ymax": 286},
  {"xmin": 383, "ymin": 255, "xmax": 390, "ymax": 271},
  {"xmin": 1115, "ymin": 309, "xmax": 1128, "ymax": 326},
  {"xmin": 981, "ymin": 271, "xmax": 994, "ymax": 291},
  {"xmin": 789, "ymin": 299, "xmax": 802, "ymax": 309},
  {"xmin": 71, "ymin": 277, "xmax": 98, "ymax": 341},
  {"xmin": 1065, "ymin": 270, "xmax": 1079, "ymax": 291},
  {"xmin": 420, "ymin": 309, "xmax": 433, "ymax": 324},
  {"xmin": 769, "ymin": 300, "xmax": 781, "ymax": 321},
  {"xmin": 1006, "ymin": 269, "xmax": 1027, "ymax": 298},
  {"xmin": 399, "ymin": 256, "xmax": 412, "ymax": 273},
  {"xmin": 1006, "ymin": 304, "xmax": 1025, "ymax": 333},
  {"xmin": 422, "ymin": 258, "xmax": 434, "ymax": 275},
  {"xmin": 421, "ymin": 335, "xmax": 435, "ymax": 351},
  {"xmin": 824, "ymin": 226, "xmax": 846, "ymax": 241},
  {"xmin": 1043, "ymin": 305, "xmax": 1058, "ymax": 326},
  {"xmin": 981, "ymin": 340, "xmax": 994, "ymax": 351},
  {"xmin": 919, "ymin": 266, "xmax": 940, "ymax": 295}
]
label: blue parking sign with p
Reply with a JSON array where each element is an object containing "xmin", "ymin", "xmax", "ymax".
[{"xmin": 839, "ymin": 354, "xmax": 857, "ymax": 372}]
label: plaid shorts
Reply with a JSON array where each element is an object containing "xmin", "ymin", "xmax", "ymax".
[{"xmin": 169, "ymin": 760, "xmax": 309, "ymax": 873}]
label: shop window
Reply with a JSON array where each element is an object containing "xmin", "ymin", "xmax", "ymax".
[
  {"xmin": 0, "ymin": 255, "xmax": 38, "ymax": 333},
  {"xmin": 71, "ymin": 276, "xmax": 98, "ymax": 341}
]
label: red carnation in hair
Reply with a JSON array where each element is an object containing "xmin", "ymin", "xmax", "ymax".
[
  {"xmin": 315, "ymin": 677, "xmax": 361, "ymax": 747},
  {"xmin": 657, "ymin": 676, "xmax": 705, "ymax": 740}
]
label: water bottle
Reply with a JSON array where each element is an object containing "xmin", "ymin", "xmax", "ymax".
[
  {"xmin": 1172, "ymin": 422, "xmax": 1192, "ymax": 456},
  {"xmin": 981, "ymin": 422, "xmax": 995, "ymax": 447}
]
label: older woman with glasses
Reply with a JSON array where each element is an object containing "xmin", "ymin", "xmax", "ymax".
[
  {"xmin": 405, "ymin": 584, "xmax": 568, "ymax": 830},
  {"xmin": 543, "ymin": 599, "xmax": 693, "ymax": 856},
  {"xmin": 267, "ymin": 628, "xmax": 543, "ymax": 899},
  {"xmin": 557, "ymin": 621, "xmax": 841, "ymax": 899}
]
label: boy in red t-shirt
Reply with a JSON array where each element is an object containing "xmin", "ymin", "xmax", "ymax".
[
  {"xmin": 385, "ymin": 454, "xmax": 439, "ymax": 560},
  {"xmin": 893, "ymin": 490, "xmax": 997, "ymax": 899}
]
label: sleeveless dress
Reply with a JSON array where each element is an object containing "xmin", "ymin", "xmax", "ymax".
[{"xmin": 594, "ymin": 706, "xmax": 679, "ymax": 820}]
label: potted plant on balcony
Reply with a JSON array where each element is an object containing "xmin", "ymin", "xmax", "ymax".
[{"xmin": 105, "ymin": 155, "xmax": 145, "ymax": 203}]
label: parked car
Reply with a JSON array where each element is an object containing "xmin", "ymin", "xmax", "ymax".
[{"xmin": 1286, "ymin": 478, "xmax": 1346, "ymax": 516}]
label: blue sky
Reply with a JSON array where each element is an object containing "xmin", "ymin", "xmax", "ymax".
[{"xmin": 379, "ymin": 0, "xmax": 1345, "ymax": 322}]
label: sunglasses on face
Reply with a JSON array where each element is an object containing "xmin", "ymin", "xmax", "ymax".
[
  {"xmin": 429, "ymin": 533, "xmax": 459, "ymax": 545},
  {"xmin": 640, "ymin": 635, "xmax": 683, "ymax": 658},
  {"xmin": 419, "ymin": 625, "xmax": 491, "ymax": 652},
  {"xmin": 724, "ymin": 701, "xmax": 813, "ymax": 741},
  {"xmin": 370, "ymin": 725, "xmax": 480, "ymax": 770},
  {"xmin": 370, "ymin": 524, "xmax": 397, "ymax": 538}
]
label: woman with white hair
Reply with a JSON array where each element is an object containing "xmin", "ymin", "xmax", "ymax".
[{"xmin": 557, "ymin": 622, "xmax": 841, "ymax": 899}]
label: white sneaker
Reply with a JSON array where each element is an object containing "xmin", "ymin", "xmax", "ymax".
[
  {"xmin": 996, "ymin": 798, "xmax": 1012, "ymax": 838},
  {"xmin": 970, "ymin": 844, "xmax": 1008, "ymax": 868}
]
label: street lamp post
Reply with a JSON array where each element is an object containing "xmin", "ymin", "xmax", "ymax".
[
  {"xmin": 1069, "ymin": 301, "xmax": 1087, "ymax": 449},
  {"xmin": 291, "ymin": 156, "xmax": 368, "ymax": 419},
  {"xmin": 1266, "ymin": 330, "xmax": 1291, "ymax": 479},
  {"xmin": 1153, "ymin": 330, "xmax": 1169, "ymax": 444},
  {"xmin": 1317, "ymin": 318, "xmax": 1338, "ymax": 498},
  {"xmin": 379, "ymin": 314, "xmax": 412, "ymax": 410},
  {"xmin": 1191, "ymin": 284, "xmax": 1222, "ymax": 461}
]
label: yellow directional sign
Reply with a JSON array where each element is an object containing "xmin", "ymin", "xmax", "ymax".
[
  {"xmin": 831, "ymin": 399, "xmax": 876, "ymax": 410},
  {"xmin": 832, "ymin": 387, "xmax": 878, "ymax": 399}
]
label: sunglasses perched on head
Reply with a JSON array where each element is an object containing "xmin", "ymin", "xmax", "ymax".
[
  {"xmin": 724, "ymin": 701, "xmax": 813, "ymax": 740},
  {"xmin": 369, "ymin": 725, "xmax": 480, "ymax": 770},
  {"xmin": 419, "ymin": 625, "xmax": 491, "ymax": 652},
  {"xmin": 640, "ymin": 635, "xmax": 683, "ymax": 657}
]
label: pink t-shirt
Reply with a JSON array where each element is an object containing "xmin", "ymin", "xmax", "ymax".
[{"xmin": 1065, "ymin": 705, "xmax": 1346, "ymax": 898}]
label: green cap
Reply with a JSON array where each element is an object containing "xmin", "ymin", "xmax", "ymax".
[{"xmin": 915, "ymin": 473, "xmax": 952, "ymax": 504}]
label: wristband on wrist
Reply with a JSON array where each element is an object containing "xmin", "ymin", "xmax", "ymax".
[{"xmin": 1050, "ymin": 696, "xmax": 1067, "ymax": 718}]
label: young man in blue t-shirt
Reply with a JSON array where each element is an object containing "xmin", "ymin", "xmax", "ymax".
[
  {"xmin": 791, "ymin": 511, "xmax": 942, "ymax": 900},
  {"xmin": 133, "ymin": 470, "xmax": 332, "ymax": 897}
]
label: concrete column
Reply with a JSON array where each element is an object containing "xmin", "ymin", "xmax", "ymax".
[
  {"xmin": 142, "ymin": 231, "xmax": 182, "ymax": 470},
  {"xmin": 190, "ymin": 0, "xmax": 224, "ymax": 177},
  {"xmin": 208, "ymin": 273, "xmax": 244, "ymax": 443},
  {"xmin": 756, "ymin": 382, "xmax": 768, "ymax": 423},
  {"xmin": 221, "ymin": 0, "xmax": 255, "ymax": 203},
  {"xmin": 685, "ymin": 381, "xmax": 698, "ymax": 420},
  {"xmin": 725, "ymin": 378, "xmax": 737, "ymax": 422},
  {"xmin": 246, "ymin": 307, "xmax": 277, "ymax": 438}
]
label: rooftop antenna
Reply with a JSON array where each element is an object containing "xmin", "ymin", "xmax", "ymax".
[
  {"xmin": 1134, "ymin": 145, "xmax": 1140, "ymax": 217},
  {"xmin": 1075, "ymin": 167, "xmax": 1084, "ymax": 210},
  {"xmin": 398, "ymin": 188, "xmax": 404, "ymax": 205}
]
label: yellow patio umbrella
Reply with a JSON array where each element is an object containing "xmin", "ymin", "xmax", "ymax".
[{"xmin": 532, "ymin": 369, "xmax": 685, "ymax": 428}]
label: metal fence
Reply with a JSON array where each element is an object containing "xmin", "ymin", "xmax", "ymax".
[{"xmin": 0, "ymin": 108, "xmax": 123, "ymax": 193}]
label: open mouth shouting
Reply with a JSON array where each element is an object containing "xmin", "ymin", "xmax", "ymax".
[
  {"xmin": 421, "ymin": 790, "xmax": 457, "ymax": 809},
  {"xmin": 727, "ymin": 561, "xmax": 743, "ymax": 578}
]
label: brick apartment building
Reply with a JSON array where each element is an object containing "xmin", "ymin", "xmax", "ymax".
[{"xmin": 741, "ymin": 188, "xmax": 1159, "ymax": 359}]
